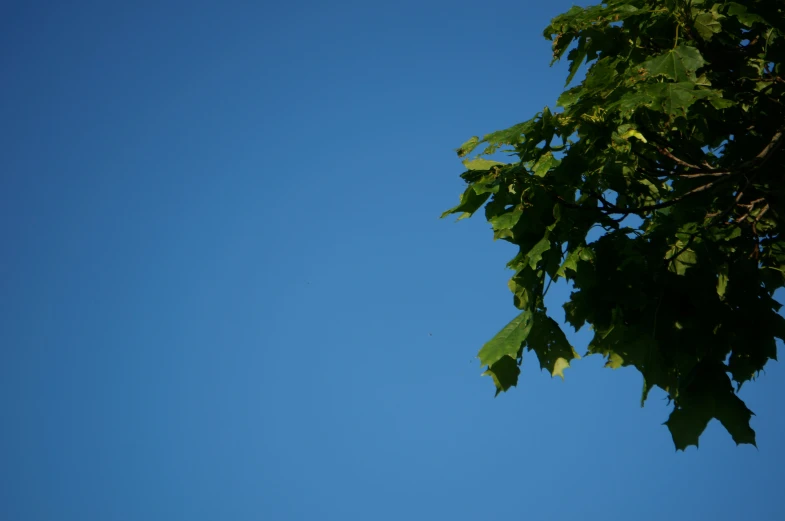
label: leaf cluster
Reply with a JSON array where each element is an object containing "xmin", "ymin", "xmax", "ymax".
[{"xmin": 444, "ymin": 0, "xmax": 785, "ymax": 449}]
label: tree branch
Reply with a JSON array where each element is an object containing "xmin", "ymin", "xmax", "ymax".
[
  {"xmin": 551, "ymin": 127, "xmax": 784, "ymax": 217},
  {"xmin": 747, "ymin": 128, "xmax": 785, "ymax": 169},
  {"xmin": 658, "ymin": 147, "xmax": 704, "ymax": 170},
  {"xmin": 599, "ymin": 177, "xmax": 731, "ymax": 215}
]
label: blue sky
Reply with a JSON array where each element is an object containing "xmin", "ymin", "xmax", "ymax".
[{"xmin": 1, "ymin": 1, "xmax": 783, "ymax": 520}]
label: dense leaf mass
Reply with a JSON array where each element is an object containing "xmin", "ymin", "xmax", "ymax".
[{"xmin": 444, "ymin": 0, "xmax": 785, "ymax": 449}]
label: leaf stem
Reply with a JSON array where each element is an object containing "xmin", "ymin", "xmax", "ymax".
[{"xmin": 542, "ymin": 274, "xmax": 554, "ymax": 298}]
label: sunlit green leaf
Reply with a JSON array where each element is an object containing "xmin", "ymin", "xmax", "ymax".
[
  {"xmin": 477, "ymin": 311, "xmax": 534, "ymax": 368},
  {"xmin": 526, "ymin": 237, "xmax": 552, "ymax": 269},
  {"xmin": 463, "ymin": 157, "xmax": 506, "ymax": 170},
  {"xmin": 532, "ymin": 152, "xmax": 560, "ymax": 177},
  {"xmin": 491, "ymin": 207, "xmax": 524, "ymax": 232},
  {"xmin": 666, "ymin": 244, "xmax": 698, "ymax": 275},
  {"xmin": 440, "ymin": 186, "xmax": 491, "ymax": 220},
  {"xmin": 717, "ymin": 263, "xmax": 729, "ymax": 299},
  {"xmin": 457, "ymin": 136, "xmax": 480, "ymax": 158}
]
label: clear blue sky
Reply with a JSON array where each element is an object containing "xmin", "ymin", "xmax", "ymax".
[{"xmin": 1, "ymin": 1, "xmax": 783, "ymax": 520}]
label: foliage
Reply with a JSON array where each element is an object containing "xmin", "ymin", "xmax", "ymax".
[{"xmin": 443, "ymin": 0, "xmax": 785, "ymax": 450}]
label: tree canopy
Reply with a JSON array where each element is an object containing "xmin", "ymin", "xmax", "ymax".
[{"xmin": 443, "ymin": 0, "xmax": 785, "ymax": 450}]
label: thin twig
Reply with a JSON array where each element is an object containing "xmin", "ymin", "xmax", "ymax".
[
  {"xmin": 658, "ymin": 147, "xmax": 703, "ymax": 170},
  {"xmin": 542, "ymin": 274, "xmax": 554, "ymax": 298},
  {"xmin": 609, "ymin": 177, "xmax": 730, "ymax": 214},
  {"xmin": 735, "ymin": 198, "xmax": 767, "ymax": 223},
  {"xmin": 752, "ymin": 204, "xmax": 771, "ymax": 233},
  {"xmin": 676, "ymin": 171, "xmax": 732, "ymax": 178}
]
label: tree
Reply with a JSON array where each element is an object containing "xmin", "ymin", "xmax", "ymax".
[{"xmin": 443, "ymin": 0, "xmax": 785, "ymax": 450}]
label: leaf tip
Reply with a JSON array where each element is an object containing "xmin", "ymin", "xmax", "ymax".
[
  {"xmin": 551, "ymin": 357, "xmax": 571, "ymax": 379},
  {"xmin": 456, "ymin": 136, "xmax": 480, "ymax": 158}
]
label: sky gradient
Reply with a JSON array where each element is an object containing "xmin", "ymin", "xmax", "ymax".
[{"xmin": 2, "ymin": 1, "xmax": 784, "ymax": 520}]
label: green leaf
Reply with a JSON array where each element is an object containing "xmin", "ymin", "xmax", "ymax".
[
  {"xmin": 532, "ymin": 151, "xmax": 560, "ymax": 177},
  {"xmin": 717, "ymin": 263, "xmax": 729, "ymax": 299},
  {"xmin": 508, "ymin": 267, "xmax": 542, "ymax": 310},
  {"xmin": 555, "ymin": 247, "xmax": 583, "ymax": 278},
  {"xmin": 526, "ymin": 312, "xmax": 580, "ymax": 379},
  {"xmin": 664, "ymin": 406, "xmax": 712, "ymax": 451},
  {"xmin": 726, "ymin": 2, "xmax": 765, "ymax": 27},
  {"xmin": 619, "ymin": 129, "xmax": 647, "ymax": 143},
  {"xmin": 471, "ymin": 174, "xmax": 501, "ymax": 195},
  {"xmin": 666, "ymin": 243, "xmax": 697, "ymax": 275},
  {"xmin": 643, "ymin": 82, "xmax": 714, "ymax": 120},
  {"xmin": 611, "ymin": 88, "xmax": 657, "ymax": 116},
  {"xmin": 457, "ymin": 136, "xmax": 480, "ymax": 157},
  {"xmin": 491, "ymin": 207, "xmax": 524, "ymax": 233},
  {"xmin": 642, "ymin": 45, "xmax": 706, "ymax": 82},
  {"xmin": 565, "ymin": 35, "xmax": 588, "ymax": 87},
  {"xmin": 441, "ymin": 186, "xmax": 491, "ymax": 220},
  {"xmin": 525, "ymin": 237, "xmax": 552, "ymax": 269},
  {"xmin": 709, "ymin": 95, "xmax": 734, "ymax": 110},
  {"xmin": 605, "ymin": 352, "xmax": 624, "ymax": 369},
  {"xmin": 714, "ymin": 392, "xmax": 756, "ymax": 446},
  {"xmin": 563, "ymin": 290, "xmax": 591, "ymax": 331},
  {"xmin": 508, "ymin": 278, "xmax": 528, "ymax": 310},
  {"xmin": 483, "ymin": 355, "xmax": 521, "ymax": 395},
  {"xmin": 481, "ymin": 121, "xmax": 536, "ymax": 154},
  {"xmin": 557, "ymin": 88, "xmax": 582, "ymax": 108},
  {"xmin": 666, "ymin": 363, "xmax": 756, "ymax": 450},
  {"xmin": 463, "ymin": 157, "xmax": 506, "ymax": 170},
  {"xmin": 693, "ymin": 12, "xmax": 722, "ymax": 41},
  {"xmin": 477, "ymin": 311, "xmax": 534, "ymax": 368}
]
